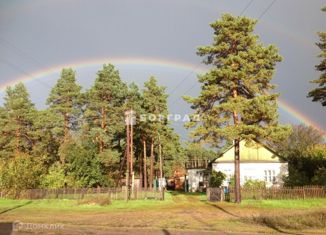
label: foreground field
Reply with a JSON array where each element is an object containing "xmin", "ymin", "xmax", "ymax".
[{"xmin": 0, "ymin": 192, "xmax": 325, "ymax": 235}]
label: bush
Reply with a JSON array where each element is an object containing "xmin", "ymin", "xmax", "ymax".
[
  {"xmin": 209, "ymin": 171, "xmax": 226, "ymax": 187},
  {"xmin": 0, "ymin": 154, "xmax": 43, "ymax": 197},
  {"xmin": 312, "ymin": 167, "xmax": 326, "ymax": 186},
  {"xmin": 40, "ymin": 162, "xmax": 66, "ymax": 189},
  {"xmin": 243, "ymin": 179, "xmax": 266, "ymax": 189}
]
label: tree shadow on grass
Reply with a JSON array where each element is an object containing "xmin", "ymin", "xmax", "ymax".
[
  {"xmin": 252, "ymin": 217, "xmax": 302, "ymax": 235},
  {"xmin": 162, "ymin": 229, "xmax": 171, "ymax": 235},
  {"xmin": 206, "ymin": 202, "xmax": 301, "ymax": 235},
  {"xmin": 205, "ymin": 202, "xmax": 240, "ymax": 218},
  {"xmin": 0, "ymin": 201, "xmax": 32, "ymax": 215}
]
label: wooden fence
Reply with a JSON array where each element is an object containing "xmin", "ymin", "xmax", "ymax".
[
  {"xmin": 0, "ymin": 187, "xmax": 164, "ymax": 201},
  {"xmin": 207, "ymin": 186, "xmax": 326, "ymax": 201}
]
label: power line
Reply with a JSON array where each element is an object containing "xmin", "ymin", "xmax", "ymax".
[
  {"xmin": 258, "ymin": 0, "xmax": 277, "ymax": 19},
  {"xmin": 170, "ymin": 81, "xmax": 199, "ymax": 104},
  {"xmin": 0, "ymin": 58, "xmax": 51, "ymax": 89},
  {"xmin": 0, "ymin": 37, "xmax": 44, "ymax": 68},
  {"xmin": 240, "ymin": 0, "xmax": 254, "ymax": 16},
  {"xmin": 172, "ymin": 0, "xmax": 278, "ymax": 104},
  {"xmin": 0, "ymin": 37, "xmax": 54, "ymax": 90},
  {"xmin": 168, "ymin": 62, "xmax": 202, "ymax": 96}
]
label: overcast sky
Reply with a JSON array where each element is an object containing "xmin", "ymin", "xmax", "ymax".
[{"xmin": 0, "ymin": 0, "xmax": 325, "ymax": 140}]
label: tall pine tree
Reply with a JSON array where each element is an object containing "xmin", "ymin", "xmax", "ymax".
[
  {"xmin": 47, "ymin": 68, "xmax": 82, "ymax": 164},
  {"xmin": 308, "ymin": 7, "xmax": 326, "ymax": 106},
  {"xmin": 184, "ymin": 14, "xmax": 289, "ymax": 203},
  {"xmin": 0, "ymin": 83, "xmax": 36, "ymax": 158},
  {"xmin": 84, "ymin": 64, "xmax": 128, "ymax": 185},
  {"xmin": 85, "ymin": 64, "xmax": 127, "ymax": 153},
  {"xmin": 142, "ymin": 76, "xmax": 168, "ymax": 188}
]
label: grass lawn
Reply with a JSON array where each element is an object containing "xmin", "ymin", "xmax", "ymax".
[{"xmin": 0, "ymin": 191, "xmax": 325, "ymax": 234}]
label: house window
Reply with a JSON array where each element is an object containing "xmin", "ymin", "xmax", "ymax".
[
  {"xmin": 272, "ymin": 170, "xmax": 276, "ymax": 183},
  {"xmin": 268, "ymin": 170, "xmax": 272, "ymax": 182},
  {"xmin": 264, "ymin": 170, "xmax": 276, "ymax": 183}
]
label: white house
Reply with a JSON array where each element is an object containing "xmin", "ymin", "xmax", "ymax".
[
  {"xmin": 212, "ymin": 140, "xmax": 288, "ymax": 187},
  {"xmin": 185, "ymin": 160, "xmax": 210, "ymax": 192}
]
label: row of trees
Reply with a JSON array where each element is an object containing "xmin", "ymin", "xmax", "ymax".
[
  {"xmin": 275, "ymin": 125, "xmax": 326, "ymax": 186},
  {"xmin": 0, "ymin": 64, "xmax": 185, "ymax": 193}
]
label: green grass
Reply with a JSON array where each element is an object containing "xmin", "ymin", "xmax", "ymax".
[
  {"xmin": 241, "ymin": 198, "xmax": 326, "ymax": 209},
  {"xmin": 0, "ymin": 192, "xmax": 325, "ymax": 212},
  {"xmin": 0, "ymin": 192, "xmax": 175, "ymax": 212}
]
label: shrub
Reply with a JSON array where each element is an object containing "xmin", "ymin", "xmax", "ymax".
[
  {"xmin": 243, "ymin": 179, "xmax": 266, "ymax": 189},
  {"xmin": 312, "ymin": 167, "xmax": 326, "ymax": 186},
  {"xmin": 209, "ymin": 171, "xmax": 226, "ymax": 187},
  {"xmin": 0, "ymin": 154, "xmax": 43, "ymax": 198},
  {"xmin": 40, "ymin": 162, "xmax": 66, "ymax": 189}
]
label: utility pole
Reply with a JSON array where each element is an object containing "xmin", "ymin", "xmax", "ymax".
[
  {"xmin": 125, "ymin": 111, "xmax": 130, "ymax": 201},
  {"xmin": 125, "ymin": 109, "xmax": 135, "ymax": 201},
  {"xmin": 130, "ymin": 110, "xmax": 134, "ymax": 195},
  {"xmin": 158, "ymin": 133, "xmax": 164, "ymax": 200},
  {"xmin": 143, "ymin": 140, "xmax": 147, "ymax": 190}
]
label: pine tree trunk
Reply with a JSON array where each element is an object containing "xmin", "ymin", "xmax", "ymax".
[
  {"xmin": 150, "ymin": 139, "xmax": 154, "ymax": 190},
  {"xmin": 143, "ymin": 140, "xmax": 147, "ymax": 190},
  {"xmin": 234, "ymin": 138, "xmax": 241, "ymax": 203},
  {"xmin": 139, "ymin": 153, "xmax": 143, "ymax": 189},
  {"xmin": 232, "ymin": 88, "xmax": 241, "ymax": 203},
  {"xmin": 15, "ymin": 127, "xmax": 20, "ymax": 155},
  {"xmin": 159, "ymin": 140, "xmax": 163, "ymax": 179},
  {"xmin": 100, "ymin": 107, "xmax": 106, "ymax": 153},
  {"xmin": 63, "ymin": 113, "xmax": 69, "ymax": 142}
]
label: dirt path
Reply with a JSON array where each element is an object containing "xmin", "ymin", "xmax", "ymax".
[{"xmin": 0, "ymin": 193, "xmax": 325, "ymax": 235}]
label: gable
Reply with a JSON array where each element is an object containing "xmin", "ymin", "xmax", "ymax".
[{"xmin": 214, "ymin": 140, "xmax": 281, "ymax": 163}]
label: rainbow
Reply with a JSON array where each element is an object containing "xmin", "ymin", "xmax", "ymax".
[{"xmin": 0, "ymin": 56, "xmax": 325, "ymax": 135}]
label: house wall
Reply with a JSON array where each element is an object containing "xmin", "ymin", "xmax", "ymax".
[
  {"xmin": 212, "ymin": 162, "xmax": 288, "ymax": 187},
  {"xmin": 218, "ymin": 140, "xmax": 279, "ymax": 162},
  {"xmin": 187, "ymin": 169, "xmax": 205, "ymax": 192}
]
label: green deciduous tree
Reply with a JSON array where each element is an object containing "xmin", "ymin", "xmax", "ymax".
[
  {"xmin": 273, "ymin": 124, "xmax": 326, "ymax": 186},
  {"xmin": 308, "ymin": 7, "xmax": 326, "ymax": 106},
  {"xmin": 184, "ymin": 13, "xmax": 289, "ymax": 203},
  {"xmin": 0, "ymin": 153, "xmax": 43, "ymax": 197},
  {"xmin": 64, "ymin": 140, "xmax": 106, "ymax": 188}
]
